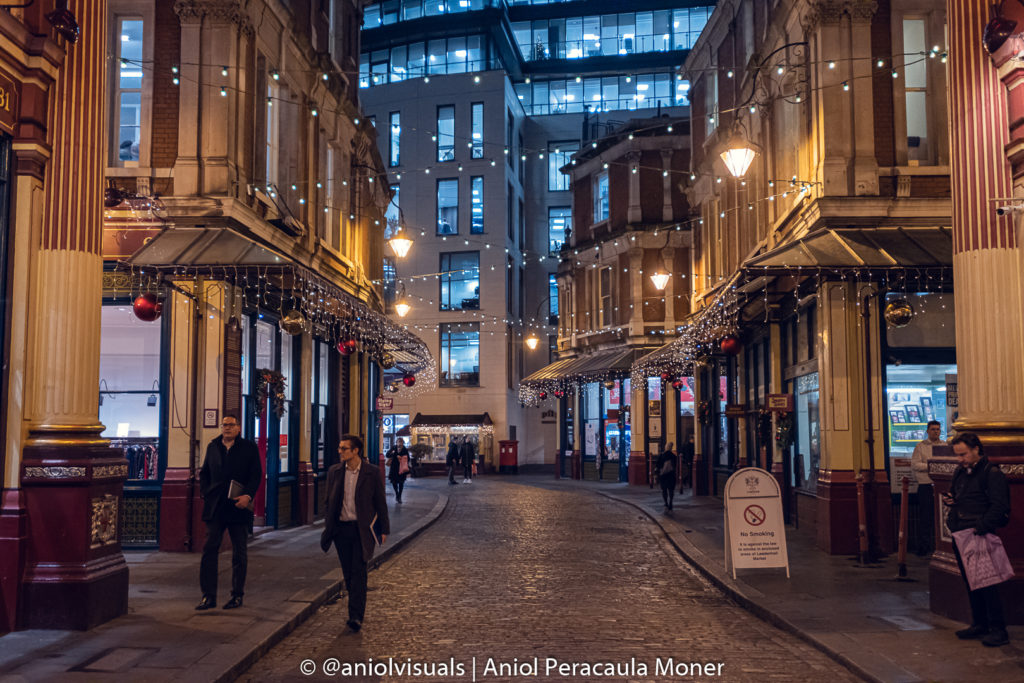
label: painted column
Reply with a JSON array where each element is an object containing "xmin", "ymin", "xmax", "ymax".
[
  {"xmin": 931, "ymin": 0, "xmax": 1024, "ymax": 624},
  {"xmin": 628, "ymin": 380, "xmax": 646, "ymax": 485},
  {"xmin": 297, "ymin": 331, "xmax": 314, "ymax": 524},
  {"xmin": 19, "ymin": 0, "xmax": 130, "ymax": 629}
]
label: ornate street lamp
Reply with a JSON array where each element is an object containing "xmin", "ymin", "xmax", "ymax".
[
  {"xmin": 525, "ymin": 333, "xmax": 540, "ymax": 350},
  {"xmin": 393, "ymin": 283, "xmax": 411, "ymax": 317},
  {"xmin": 388, "ymin": 230, "xmax": 413, "ymax": 258},
  {"xmin": 719, "ymin": 126, "xmax": 758, "ymax": 178},
  {"xmin": 650, "ymin": 272, "xmax": 670, "ymax": 290}
]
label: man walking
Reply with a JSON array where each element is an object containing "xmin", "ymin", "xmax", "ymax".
[
  {"xmin": 196, "ymin": 413, "xmax": 262, "ymax": 610},
  {"xmin": 461, "ymin": 436, "xmax": 475, "ymax": 483},
  {"xmin": 446, "ymin": 437, "xmax": 461, "ymax": 485},
  {"xmin": 943, "ymin": 433, "xmax": 1011, "ymax": 647},
  {"xmin": 321, "ymin": 435, "xmax": 390, "ymax": 632},
  {"xmin": 910, "ymin": 420, "xmax": 942, "ymax": 555}
]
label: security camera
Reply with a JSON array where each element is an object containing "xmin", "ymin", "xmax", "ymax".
[{"xmin": 995, "ymin": 204, "xmax": 1024, "ymax": 217}]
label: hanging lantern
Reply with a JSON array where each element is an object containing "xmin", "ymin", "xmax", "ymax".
[
  {"xmin": 720, "ymin": 335, "xmax": 742, "ymax": 356},
  {"xmin": 539, "ymin": 391, "xmax": 547, "ymax": 400},
  {"xmin": 525, "ymin": 333, "xmax": 540, "ymax": 350},
  {"xmin": 650, "ymin": 272, "xmax": 670, "ymax": 290},
  {"xmin": 402, "ymin": 373, "xmax": 416, "ymax": 387},
  {"xmin": 380, "ymin": 352, "xmax": 396, "ymax": 370},
  {"xmin": 279, "ymin": 309, "xmax": 305, "ymax": 335},
  {"xmin": 338, "ymin": 338, "xmax": 358, "ymax": 355},
  {"xmin": 719, "ymin": 126, "xmax": 758, "ymax": 178},
  {"xmin": 388, "ymin": 232, "xmax": 413, "ymax": 258},
  {"xmin": 884, "ymin": 299, "xmax": 915, "ymax": 328},
  {"xmin": 132, "ymin": 293, "xmax": 162, "ymax": 322}
]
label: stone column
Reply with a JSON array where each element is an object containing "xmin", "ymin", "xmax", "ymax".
[
  {"xmin": 297, "ymin": 330, "xmax": 314, "ymax": 524},
  {"xmin": 931, "ymin": 0, "xmax": 1024, "ymax": 624},
  {"xmin": 19, "ymin": 0, "xmax": 130, "ymax": 630},
  {"xmin": 627, "ymin": 247, "xmax": 644, "ymax": 339},
  {"xmin": 628, "ymin": 380, "xmax": 646, "ymax": 485}
]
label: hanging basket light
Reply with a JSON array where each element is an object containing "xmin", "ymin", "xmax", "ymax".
[
  {"xmin": 650, "ymin": 272, "xmax": 670, "ymax": 290},
  {"xmin": 525, "ymin": 333, "xmax": 540, "ymax": 350},
  {"xmin": 719, "ymin": 127, "xmax": 758, "ymax": 178},
  {"xmin": 388, "ymin": 231, "xmax": 413, "ymax": 258},
  {"xmin": 394, "ymin": 298, "xmax": 411, "ymax": 318}
]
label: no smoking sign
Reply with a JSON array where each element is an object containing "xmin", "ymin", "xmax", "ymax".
[{"xmin": 743, "ymin": 504, "xmax": 766, "ymax": 526}]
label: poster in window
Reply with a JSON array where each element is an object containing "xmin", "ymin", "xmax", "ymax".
[
  {"xmin": 889, "ymin": 409, "xmax": 906, "ymax": 424},
  {"xmin": 648, "ymin": 400, "xmax": 661, "ymax": 418},
  {"xmin": 920, "ymin": 396, "xmax": 934, "ymax": 421},
  {"xmin": 905, "ymin": 404, "xmax": 921, "ymax": 423}
]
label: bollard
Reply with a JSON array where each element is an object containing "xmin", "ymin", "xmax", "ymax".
[
  {"xmin": 855, "ymin": 473, "xmax": 869, "ymax": 565},
  {"xmin": 897, "ymin": 476, "xmax": 910, "ymax": 578}
]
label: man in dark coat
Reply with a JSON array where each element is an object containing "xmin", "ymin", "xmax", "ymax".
[
  {"xmin": 460, "ymin": 436, "xmax": 475, "ymax": 483},
  {"xmin": 196, "ymin": 413, "xmax": 262, "ymax": 610},
  {"xmin": 320, "ymin": 434, "xmax": 390, "ymax": 632},
  {"xmin": 446, "ymin": 438, "xmax": 461, "ymax": 485},
  {"xmin": 943, "ymin": 432, "xmax": 1011, "ymax": 647}
]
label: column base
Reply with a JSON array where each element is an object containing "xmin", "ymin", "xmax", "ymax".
[
  {"xmin": 20, "ymin": 553, "xmax": 129, "ymax": 630},
  {"xmin": 0, "ymin": 489, "xmax": 29, "ymax": 632},
  {"xmin": 628, "ymin": 450, "xmax": 647, "ymax": 486},
  {"xmin": 159, "ymin": 467, "xmax": 201, "ymax": 552},
  {"xmin": 816, "ymin": 470, "xmax": 894, "ymax": 556}
]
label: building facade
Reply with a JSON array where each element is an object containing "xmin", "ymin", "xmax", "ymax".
[
  {"xmin": 359, "ymin": 0, "xmax": 715, "ymax": 471},
  {"xmin": 0, "ymin": 0, "xmax": 430, "ymax": 632}
]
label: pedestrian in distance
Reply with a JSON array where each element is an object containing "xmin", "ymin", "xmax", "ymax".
[
  {"xmin": 320, "ymin": 434, "xmax": 390, "ymax": 633},
  {"xmin": 911, "ymin": 420, "xmax": 942, "ymax": 555},
  {"xmin": 679, "ymin": 433, "xmax": 695, "ymax": 493},
  {"xmin": 460, "ymin": 436, "xmax": 475, "ymax": 484},
  {"xmin": 656, "ymin": 442, "xmax": 677, "ymax": 510},
  {"xmin": 446, "ymin": 437, "xmax": 461, "ymax": 485},
  {"xmin": 196, "ymin": 413, "xmax": 262, "ymax": 611},
  {"xmin": 385, "ymin": 437, "xmax": 410, "ymax": 504},
  {"xmin": 942, "ymin": 432, "xmax": 1011, "ymax": 647}
]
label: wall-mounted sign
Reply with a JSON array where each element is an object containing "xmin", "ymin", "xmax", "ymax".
[
  {"xmin": 0, "ymin": 70, "xmax": 18, "ymax": 134},
  {"xmin": 766, "ymin": 394, "xmax": 794, "ymax": 412},
  {"xmin": 376, "ymin": 396, "xmax": 393, "ymax": 410},
  {"xmin": 725, "ymin": 403, "xmax": 747, "ymax": 418}
]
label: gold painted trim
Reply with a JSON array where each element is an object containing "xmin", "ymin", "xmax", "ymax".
[
  {"xmin": 90, "ymin": 494, "xmax": 119, "ymax": 548},
  {"xmin": 93, "ymin": 464, "xmax": 129, "ymax": 479},
  {"xmin": 24, "ymin": 466, "xmax": 86, "ymax": 478}
]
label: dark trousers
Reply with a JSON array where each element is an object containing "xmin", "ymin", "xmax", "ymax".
[
  {"xmin": 334, "ymin": 521, "xmax": 368, "ymax": 622},
  {"xmin": 953, "ymin": 538, "xmax": 1006, "ymax": 630},
  {"xmin": 448, "ymin": 463, "xmax": 458, "ymax": 484},
  {"xmin": 463, "ymin": 462, "xmax": 472, "ymax": 479},
  {"xmin": 390, "ymin": 478, "xmax": 404, "ymax": 501},
  {"xmin": 660, "ymin": 477, "xmax": 675, "ymax": 508},
  {"xmin": 200, "ymin": 518, "xmax": 249, "ymax": 599},
  {"xmin": 916, "ymin": 484, "xmax": 935, "ymax": 554}
]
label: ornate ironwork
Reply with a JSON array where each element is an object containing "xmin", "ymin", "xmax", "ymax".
[
  {"xmin": 24, "ymin": 466, "xmax": 86, "ymax": 478},
  {"xmin": 93, "ymin": 464, "xmax": 129, "ymax": 479},
  {"xmin": 90, "ymin": 494, "xmax": 119, "ymax": 548}
]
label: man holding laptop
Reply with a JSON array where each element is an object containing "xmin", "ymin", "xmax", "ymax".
[{"xmin": 196, "ymin": 413, "xmax": 262, "ymax": 611}]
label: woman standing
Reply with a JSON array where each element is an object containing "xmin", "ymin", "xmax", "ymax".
[
  {"xmin": 655, "ymin": 443, "xmax": 677, "ymax": 510},
  {"xmin": 385, "ymin": 438, "xmax": 410, "ymax": 503}
]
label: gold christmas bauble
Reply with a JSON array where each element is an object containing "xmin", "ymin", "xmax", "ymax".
[
  {"xmin": 884, "ymin": 299, "xmax": 914, "ymax": 328},
  {"xmin": 279, "ymin": 309, "xmax": 305, "ymax": 335}
]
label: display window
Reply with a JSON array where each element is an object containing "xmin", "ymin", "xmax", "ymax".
[
  {"xmin": 582, "ymin": 381, "xmax": 601, "ymax": 458},
  {"xmin": 602, "ymin": 379, "xmax": 630, "ymax": 461},
  {"xmin": 793, "ymin": 372, "xmax": 820, "ymax": 492},
  {"xmin": 885, "ymin": 363, "xmax": 956, "ymax": 459},
  {"xmin": 382, "ymin": 413, "xmax": 410, "ymax": 452},
  {"xmin": 99, "ymin": 304, "xmax": 164, "ymax": 480}
]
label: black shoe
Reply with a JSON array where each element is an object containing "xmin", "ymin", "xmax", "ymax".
[
  {"xmin": 346, "ymin": 619, "xmax": 362, "ymax": 632},
  {"xmin": 195, "ymin": 596, "xmax": 216, "ymax": 611},
  {"xmin": 222, "ymin": 596, "xmax": 244, "ymax": 610},
  {"xmin": 955, "ymin": 625, "xmax": 988, "ymax": 640},
  {"xmin": 982, "ymin": 629, "xmax": 1009, "ymax": 647}
]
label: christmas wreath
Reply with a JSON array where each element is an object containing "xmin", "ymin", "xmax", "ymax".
[
  {"xmin": 775, "ymin": 413, "xmax": 795, "ymax": 449},
  {"xmin": 697, "ymin": 400, "xmax": 712, "ymax": 425},
  {"xmin": 255, "ymin": 368, "xmax": 288, "ymax": 419}
]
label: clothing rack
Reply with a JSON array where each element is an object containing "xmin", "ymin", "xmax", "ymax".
[{"xmin": 110, "ymin": 437, "xmax": 159, "ymax": 480}]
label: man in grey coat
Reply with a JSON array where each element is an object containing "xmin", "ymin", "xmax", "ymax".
[{"xmin": 320, "ymin": 434, "xmax": 390, "ymax": 632}]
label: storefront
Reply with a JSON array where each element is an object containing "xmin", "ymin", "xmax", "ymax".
[{"xmin": 403, "ymin": 413, "xmax": 493, "ymax": 473}]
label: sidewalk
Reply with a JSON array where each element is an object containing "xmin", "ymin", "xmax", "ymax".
[
  {"xmin": 532, "ymin": 475, "xmax": 1024, "ymax": 683},
  {"xmin": 0, "ymin": 478, "xmax": 449, "ymax": 683}
]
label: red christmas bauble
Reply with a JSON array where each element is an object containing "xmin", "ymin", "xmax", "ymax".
[
  {"xmin": 338, "ymin": 338, "xmax": 358, "ymax": 355},
  {"xmin": 720, "ymin": 335, "xmax": 742, "ymax": 356},
  {"xmin": 672, "ymin": 379, "xmax": 684, "ymax": 390},
  {"xmin": 660, "ymin": 371, "xmax": 671, "ymax": 382},
  {"xmin": 554, "ymin": 390, "xmax": 564, "ymax": 398},
  {"xmin": 539, "ymin": 391, "xmax": 547, "ymax": 400},
  {"xmin": 132, "ymin": 293, "xmax": 162, "ymax": 321},
  {"xmin": 402, "ymin": 374, "xmax": 416, "ymax": 387}
]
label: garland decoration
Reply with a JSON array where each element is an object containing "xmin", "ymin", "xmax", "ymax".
[
  {"xmin": 255, "ymin": 368, "xmax": 288, "ymax": 419},
  {"xmin": 775, "ymin": 413, "xmax": 795, "ymax": 449}
]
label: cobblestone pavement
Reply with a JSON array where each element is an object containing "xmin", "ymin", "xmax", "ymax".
[{"xmin": 243, "ymin": 480, "xmax": 858, "ymax": 683}]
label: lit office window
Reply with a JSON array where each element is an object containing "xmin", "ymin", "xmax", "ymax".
[
  {"xmin": 437, "ymin": 178, "xmax": 458, "ymax": 234},
  {"xmin": 548, "ymin": 206, "xmax": 571, "ymax": 254},
  {"xmin": 593, "ymin": 172, "xmax": 608, "ymax": 223},
  {"xmin": 471, "ymin": 103, "xmax": 484, "ymax": 158},
  {"xmin": 389, "ymin": 111, "xmax": 401, "ymax": 166},
  {"xmin": 385, "ymin": 184, "xmax": 400, "ymax": 239},
  {"xmin": 471, "ymin": 176, "xmax": 484, "ymax": 233},
  {"xmin": 549, "ymin": 274, "xmax": 559, "ymax": 321},
  {"xmin": 548, "ymin": 141, "xmax": 578, "ymax": 191},
  {"xmin": 440, "ymin": 251, "xmax": 480, "ymax": 310},
  {"xmin": 437, "ymin": 105, "xmax": 455, "ymax": 161},
  {"xmin": 440, "ymin": 323, "xmax": 480, "ymax": 387}
]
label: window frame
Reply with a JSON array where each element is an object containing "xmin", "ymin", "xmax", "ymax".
[
  {"xmin": 389, "ymin": 111, "xmax": 401, "ymax": 166},
  {"xmin": 470, "ymin": 175, "xmax": 484, "ymax": 233},
  {"xmin": 436, "ymin": 177, "xmax": 459, "ymax": 235},
  {"xmin": 547, "ymin": 141, "xmax": 578, "ymax": 191},
  {"xmin": 890, "ymin": 7, "xmax": 947, "ymax": 166},
  {"xmin": 592, "ymin": 171, "xmax": 609, "ymax": 223},
  {"xmin": 471, "ymin": 102, "xmax": 484, "ymax": 158},
  {"xmin": 439, "ymin": 250, "xmax": 480, "ymax": 311},
  {"xmin": 439, "ymin": 322, "xmax": 481, "ymax": 387},
  {"xmin": 437, "ymin": 104, "xmax": 455, "ymax": 162},
  {"xmin": 108, "ymin": 2, "xmax": 155, "ymax": 172}
]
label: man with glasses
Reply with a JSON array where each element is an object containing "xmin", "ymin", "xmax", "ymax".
[
  {"xmin": 320, "ymin": 434, "xmax": 389, "ymax": 632},
  {"xmin": 196, "ymin": 413, "xmax": 262, "ymax": 611}
]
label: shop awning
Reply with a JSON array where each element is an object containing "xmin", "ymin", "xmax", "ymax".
[
  {"xmin": 521, "ymin": 347, "xmax": 641, "ymax": 388},
  {"xmin": 126, "ymin": 226, "xmax": 290, "ymax": 266},
  {"xmin": 743, "ymin": 226, "xmax": 952, "ymax": 273},
  {"xmin": 521, "ymin": 356, "xmax": 584, "ymax": 385},
  {"xmin": 410, "ymin": 413, "xmax": 494, "ymax": 428}
]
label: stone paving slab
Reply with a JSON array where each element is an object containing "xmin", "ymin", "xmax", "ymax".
[
  {"xmin": 525, "ymin": 476, "xmax": 1024, "ymax": 683},
  {"xmin": 0, "ymin": 479, "xmax": 448, "ymax": 683}
]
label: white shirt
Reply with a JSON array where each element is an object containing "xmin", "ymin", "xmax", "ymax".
[
  {"xmin": 340, "ymin": 462, "xmax": 361, "ymax": 521},
  {"xmin": 910, "ymin": 439, "xmax": 939, "ymax": 485}
]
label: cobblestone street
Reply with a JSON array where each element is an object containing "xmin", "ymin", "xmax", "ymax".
[{"xmin": 243, "ymin": 480, "xmax": 858, "ymax": 682}]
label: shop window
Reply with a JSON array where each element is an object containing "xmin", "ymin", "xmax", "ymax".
[
  {"xmin": 440, "ymin": 322, "xmax": 480, "ymax": 386},
  {"xmin": 885, "ymin": 363, "xmax": 957, "ymax": 462},
  {"xmin": 110, "ymin": 16, "xmax": 145, "ymax": 166},
  {"xmin": 548, "ymin": 206, "xmax": 570, "ymax": 255},
  {"xmin": 439, "ymin": 251, "xmax": 480, "ymax": 310},
  {"xmin": 311, "ymin": 340, "xmax": 331, "ymax": 471},
  {"xmin": 100, "ymin": 305, "xmax": 163, "ymax": 480},
  {"xmin": 382, "ymin": 413, "xmax": 410, "ymax": 453},
  {"xmin": 437, "ymin": 105, "xmax": 455, "ymax": 162},
  {"xmin": 793, "ymin": 372, "xmax": 820, "ymax": 491},
  {"xmin": 471, "ymin": 176, "xmax": 484, "ymax": 233},
  {"xmin": 436, "ymin": 178, "xmax": 458, "ymax": 234},
  {"xmin": 582, "ymin": 382, "xmax": 601, "ymax": 458},
  {"xmin": 279, "ymin": 330, "xmax": 296, "ymax": 475},
  {"xmin": 548, "ymin": 141, "xmax": 578, "ymax": 191}
]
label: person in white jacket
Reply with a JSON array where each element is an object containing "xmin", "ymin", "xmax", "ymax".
[{"xmin": 910, "ymin": 420, "xmax": 942, "ymax": 555}]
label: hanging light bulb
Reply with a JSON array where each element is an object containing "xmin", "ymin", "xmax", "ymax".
[
  {"xmin": 719, "ymin": 125, "xmax": 758, "ymax": 178},
  {"xmin": 394, "ymin": 297, "xmax": 411, "ymax": 318},
  {"xmin": 650, "ymin": 272, "xmax": 670, "ymax": 290},
  {"xmin": 525, "ymin": 333, "xmax": 540, "ymax": 350}
]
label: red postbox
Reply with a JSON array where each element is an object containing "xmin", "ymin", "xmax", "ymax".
[{"xmin": 498, "ymin": 440, "xmax": 518, "ymax": 474}]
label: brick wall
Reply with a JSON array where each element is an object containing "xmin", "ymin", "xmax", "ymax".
[{"xmin": 151, "ymin": 1, "xmax": 180, "ymax": 171}]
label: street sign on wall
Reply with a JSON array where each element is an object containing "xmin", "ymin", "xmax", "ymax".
[
  {"xmin": 376, "ymin": 396, "xmax": 393, "ymax": 411},
  {"xmin": 766, "ymin": 394, "xmax": 794, "ymax": 412}
]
